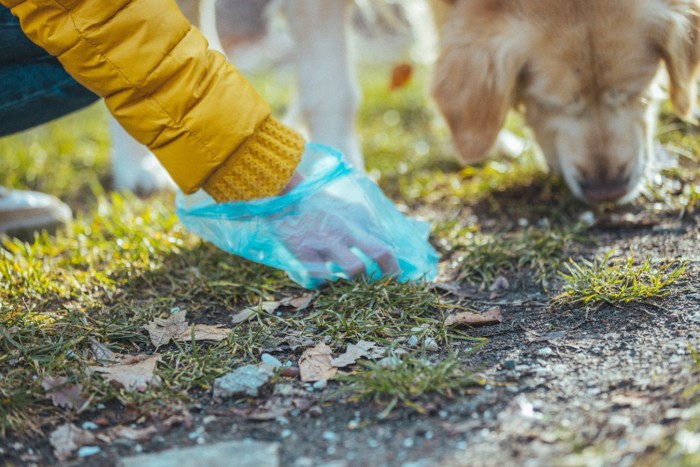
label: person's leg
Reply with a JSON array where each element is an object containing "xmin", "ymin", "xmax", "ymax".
[
  {"xmin": 0, "ymin": 7, "xmax": 97, "ymax": 240},
  {"xmin": 0, "ymin": 7, "xmax": 99, "ymax": 137}
]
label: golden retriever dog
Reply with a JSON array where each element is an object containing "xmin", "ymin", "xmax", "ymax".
[{"xmin": 432, "ymin": 0, "xmax": 700, "ymax": 204}]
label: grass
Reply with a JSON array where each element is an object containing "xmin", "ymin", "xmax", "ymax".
[
  {"xmin": 443, "ymin": 224, "xmax": 590, "ymax": 288},
  {"xmin": 0, "ymin": 63, "xmax": 697, "ymax": 442},
  {"xmin": 340, "ymin": 352, "xmax": 484, "ymax": 418},
  {"xmin": 555, "ymin": 250, "xmax": 687, "ymax": 307}
]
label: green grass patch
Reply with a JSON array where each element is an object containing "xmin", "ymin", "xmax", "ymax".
[
  {"xmin": 341, "ymin": 352, "xmax": 483, "ymax": 418},
  {"xmin": 444, "ymin": 224, "xmax": 589, "ymax": 288},
  {"xmin": 555, "ymin": 251, "xmax": 686, "ymax": 307}
]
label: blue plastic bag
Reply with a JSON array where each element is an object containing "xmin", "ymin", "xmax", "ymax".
[{"xmin": 176, "ymin": 144, "xmax": 439, "ymax": 289}]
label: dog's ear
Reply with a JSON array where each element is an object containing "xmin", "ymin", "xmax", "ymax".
[
  {"xmin": 655, "ymin": 0, "xmax": 700, "ymax": 119},
  {"xmin": 431, "ymin": 13, "xmax": 528, "ymax": 163}
]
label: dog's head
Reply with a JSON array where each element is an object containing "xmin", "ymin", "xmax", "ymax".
[{"xmin": 432, "ymin": 0, "xmax": 700, "ymax": 204}]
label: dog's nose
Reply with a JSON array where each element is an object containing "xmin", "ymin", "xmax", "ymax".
[{"xmin": 578, "ymin": 176, "xmax": 630, "ymax": 203}]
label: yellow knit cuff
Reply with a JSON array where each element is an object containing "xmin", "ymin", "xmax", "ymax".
[{"xmin": 203, "ymin": 117, "xmax": 305, "ymax": 202}]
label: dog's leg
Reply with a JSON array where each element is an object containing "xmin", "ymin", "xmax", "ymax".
[
  {"xmin": 109, "ymin": 0, "xmax": 224, "ymax": 195},
  {"xmin": 284, "ymin": 0, "xmax": 364, "ymax": 169},
  {"xmin": 109, "ymin": 117, "xmax": 174, "ymax": 195}
]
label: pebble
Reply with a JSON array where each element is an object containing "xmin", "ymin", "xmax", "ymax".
[
  {"xmin": 379, "ymin": 356, "xmax": 402, "ymax": 368},
  {"xmin": 402, "ymin": 437, "xmax": 415, "ymax": 448},
  {"xmin": 407, "ymin": 335, "xmax": 419, "ymax": 347},
  {"xmin": 281, "ymin": 366, "xmax": 300, "ymax": 378},
  {"xmin": 322, "ymin": 431, "xmax": 337, "ymax": 442},
  {"xmin": 313, "ymin": 380, "xmax": 328, "ymax": 391},
  {"xmin": 424, "ymin": 337, "xmax": 439, "ymax": 352},
  {"xmin": 578, "ymin": 211, "xmax": 596, "ymax": 226},
  {"xmin": 503, "ymin": 360, "xmax": 516, "ymax": 370},
  {"xmin": 424, "ymin": 430, "xmax": 434, "ymax": 440},
  {"xmin": 515, "ymin": 364, "xmax": 531, "ymax": 372},
  {"xmin": 537, "ymin": 347, "xmax": 554, "ymax": 357},
  {"xmin": 78, "ymin": 446, "xmax": 101, "ymax": 458},
  {"xmin": 118, "ymin": 440, "xmax": 280, "ymax": 467},
  {"xmin": 213, "ymin": 365, "xmax": 273, "ymax": 399},
  {"xmin": 81, "ymin": 421, "xmax": 98, "ymax": 430},
  {"xmin": 261, "ymin": 353, "xmax": 283, "ymax": 368}
]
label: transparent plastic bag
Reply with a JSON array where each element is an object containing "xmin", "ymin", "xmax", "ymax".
[{"xmin": 176, "ymin": 144, "xmax": 439, "ymax": 289}]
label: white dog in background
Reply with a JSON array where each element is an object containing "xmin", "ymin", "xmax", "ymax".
[{"xmin": 110, "ymin": 0, "xmax": 428, "ymax": 194}]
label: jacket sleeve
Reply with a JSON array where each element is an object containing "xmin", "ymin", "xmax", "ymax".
[{"xmin": 1, "ymin": 0, "xmax": 304, "ymax": 201}]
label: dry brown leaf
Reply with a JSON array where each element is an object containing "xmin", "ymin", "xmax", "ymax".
[
  {"xmin": 109, "ymin": 425, "xmax": 159, "ymax": 442},
  {"xmin": 89, "ymin": 337, "xmax": 116, "ymax": 362},
  {"xmin": 444, "ymin": 306, "xmax": 503, "ymax": 327},
  {"xmin": 280, "ymin": 293, "xmax": 316, "ymax": 311},
  {"xmin": 389, "ymin": 62, "xmax": 414, "ymax": 90},
  {"xmin": 89, "ymin": 354, "xmax": 162, "ymax": 392},
  {"xmin": 41, "ymin": 376, "xmax": 86, "ymax": 410},
  {"xmin": 331, "ymin": 341, "xmax": 382, "ymax": 368},
  {"xmin": 299, "ymin": 343, "xmax": 337, "ymax": 382},
  {"xmin": 49, "ymin": 423, "xmax": 96, "ymax": 461},
  {"xmin": 231, "ymin": 301, "xmax": 280, "ymax": 325},
  {"xmin": 178, "ymin": 324, "xmax": 231, "ymax": 342},
  {"xmin": 144, "ymin": 311, "xmax": 188, "ymax": 349}
]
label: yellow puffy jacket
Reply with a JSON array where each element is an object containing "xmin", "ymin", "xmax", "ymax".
[{"xmin": 2, "ymin": 0, "xmax": 304, "ymax": 201}]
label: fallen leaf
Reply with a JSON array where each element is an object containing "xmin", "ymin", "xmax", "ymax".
[
  {"xmin": 49, "ymin": 423, "xmax": 95, "ymax": 461},
  {"xmin": 231, "ymin": 301, "xmax": 280, "ymax": 325},
  {"xmin": 178, "ymin": 324, "xmax": 231, "ymax": 342},
  {"xmin": 144, "ymin": 311, "xmax": 188, "ymax": 349},
  {"xmin": 299, "ymin": 343, "xmax": 337, "ymax": 382},
  {"xmin": 41, "ymin": 376, "xmax": 87, "ymax": 410},
  {"xmin": 331, "ymin": 341, "xmax": 383, "ymax": 368},
  {"xmin": 108, "ymin": 425, "xmax": 158, "ymax": 442},
  {"xmin": 444, "ymin": 306, "xmax": 503, "ymax": 327},
  {"xmin": 389, "ymin": 62, "xmax": 413, "ymax": 90},
  {"xmin": 89, "ymin": 337, "xmax": 116, "ymax": 363},
  {"xmin": 280, "ymin": 293, "xmax": 316, "ymax": 311},
  {"xmin": 89, "ymin": 354, "xmax": 162, "ymax": 392}
]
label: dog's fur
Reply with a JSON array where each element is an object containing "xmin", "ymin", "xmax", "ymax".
[
  {"xmin": 432, "ymin": 0, "xmax": 700, "ymax": 203},
  {"xmin": 111, "ymin": 0, "xmax": 699, "ymax": 205}
]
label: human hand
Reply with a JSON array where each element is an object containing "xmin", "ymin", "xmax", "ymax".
[{"xmin": 176, "ymin": 144, "xmax": 438, "ymax": 288}]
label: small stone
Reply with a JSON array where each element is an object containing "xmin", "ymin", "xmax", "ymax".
[
  {"xmin": 578, "ymin": 210, "xmax": 596, "ymax": 226},
  {"xmin": 118, "ymin": 440, "xmax": 280, "ymax": 467},
  {"xmin": 424, "ymin": 431, "xmax": 434, "ymax": 440},
  {"xmin": 213, "ymin": 365, "xmax": 273, "ymax": 399},
  {"xmin": 78, "ymin": 446, "xmax": 101, "ymax": 458},
  {"xmin": 81, "ymin": 421, "xmax": 98, "ymax": 430},
  {"xmin": 545, "ymin": 331, "xmax": 566, "ymax": 340},
  {"xmin": 312, "ymin": 380, "xmax": 328, "ymax": 391},
  {"xmin": 281, "ymin": 429, "xmax": 292, "ymax": 438},
  {"xmin": 281, "ymin": 366, "xmax": 300, "ymax": 378},
  {"xmin": 515, "ymin": 365, "xmax": 531, "ymax": 372},
  {"xmin": 402, "ymin": 437, "xmax": 414, "ymax": 448},
  {"xmin": 503, "ymin": 360, "xmax": 516, "ymax": 370},
  {"xmin": 537, "ymin": 347, "xmax": 554, "ymax": 357},
  {"xmin": 261, "ymin": 353, "xmax": 282, "ymax": 368},
  {"xmin": 322, "ymin": 431, "xmax": 337, "ymax": 442},
  {"xmin": 407, "ymin": 336, "xmax": 419, "ymax": 347},
  {"xmin": 424, "ymin": 337, "xmax": 439, "ymax": 352},
  {"xmin": 379, "ymin": 356, "xmax": 402, "ymax": 368}
]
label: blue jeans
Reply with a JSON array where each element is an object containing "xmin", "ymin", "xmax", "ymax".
[{"xmin": 0, "ymin": 7, "xmax": 98, "ymax": 137}]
